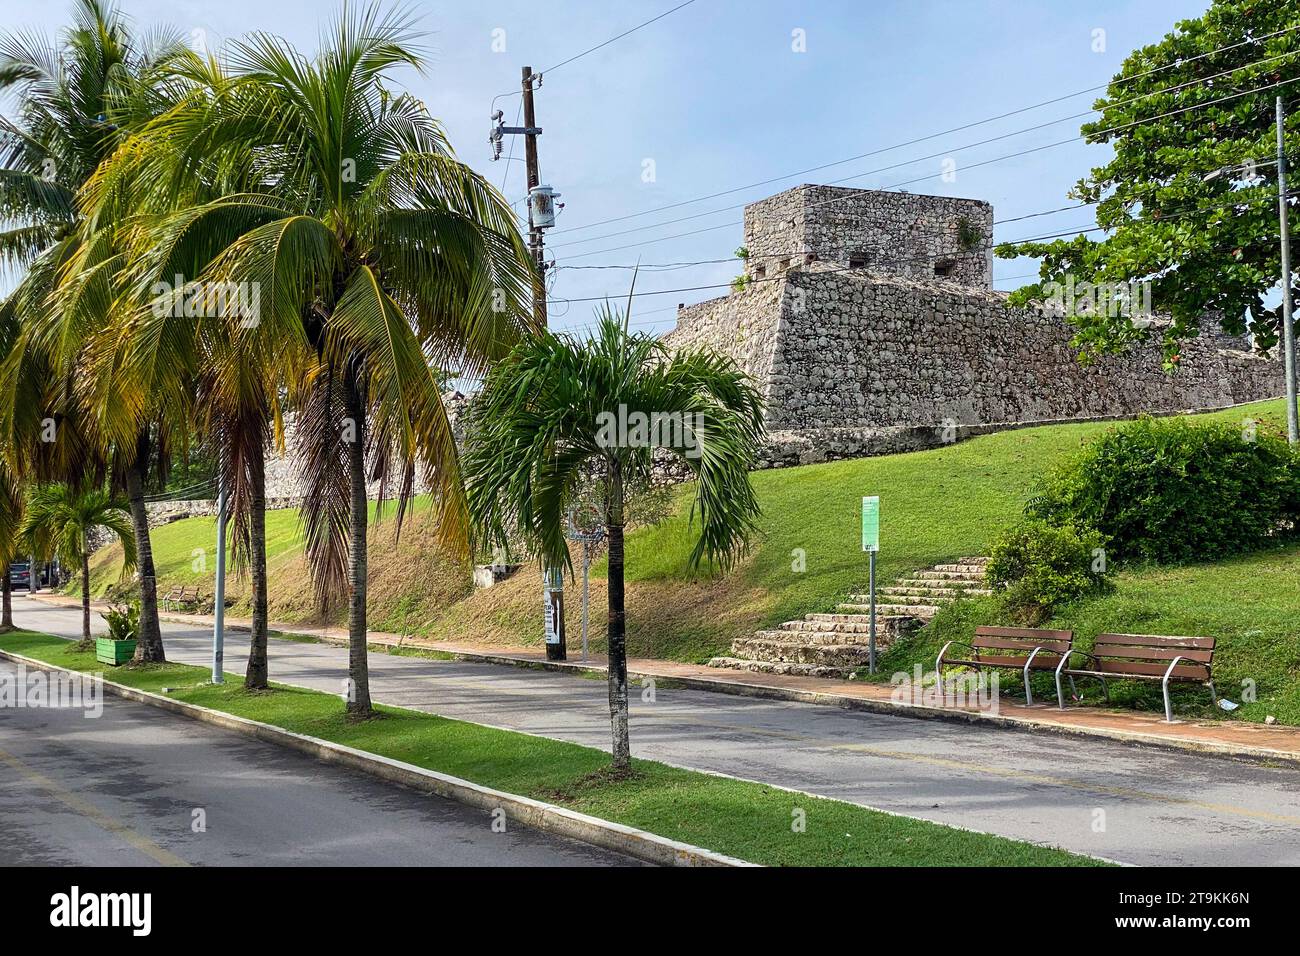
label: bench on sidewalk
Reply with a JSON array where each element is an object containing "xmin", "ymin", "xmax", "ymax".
[
  {"xmin": 1055, "ymin": 633, "xmax": 1217, "ymax": 722},
  {"xmin": 936, "ymin": 626, "xmax": 1074, "ymax": 706},
  {"xmin": 162, "ymin": 585, "xmax": 203, "ymax": 612}
]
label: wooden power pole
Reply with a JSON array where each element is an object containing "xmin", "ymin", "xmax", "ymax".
[
  {"xmin": 522, "ymin": 66, "xmax": 548, "ymax": 328},
  {"xmin": 519, "ymin": 66, "xmax": 565, "ymax": 660}
]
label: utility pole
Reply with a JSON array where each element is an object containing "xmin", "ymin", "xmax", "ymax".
[
  {"xmin": 522, "ymin": 66, "xmax": 548, "ymax": 327},
  {"xmin": 1277, "ymin": 96, "xmax": 1299, "ymax": 444},
  {"xmin": 517, "ymin": 66, "xmax": 565, "ymax": 661}
]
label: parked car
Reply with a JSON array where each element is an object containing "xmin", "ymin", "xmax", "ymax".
[{"xmin": 8, "ymin": 562, "xmax": 32, "ymax": 590}]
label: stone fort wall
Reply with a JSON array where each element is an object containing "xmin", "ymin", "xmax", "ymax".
[{"xmin": 667, "ymin": 263, "xmax": 1284, "ymax": 468}]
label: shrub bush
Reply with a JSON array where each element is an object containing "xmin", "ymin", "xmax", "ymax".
[
  {"xmin": 1027, "ymin": 416, "xmax": 1300, "ymax": 564},
  {"xmin": 986, "ymin": 519, "xmax": 1109, "ymax": 624}
]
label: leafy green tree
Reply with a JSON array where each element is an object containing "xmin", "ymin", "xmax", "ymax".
[
  {"xmin": 997, "ymin": 1, "xmax": 1300, "ymax": 365},
  {"xmin": 463, "ymin": 308, "xmax": 764, "ymax": 771},
  {"xmin": 20, "ymin": 483, "xmax": 136, "ymax": 647}
]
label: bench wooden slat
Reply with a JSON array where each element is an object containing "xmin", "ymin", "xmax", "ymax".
[
  {"xmin": 1095, "ymin": 633, "xmax": 1214, "ymax": 650},
  {"xmin": 1090, "ymin": 645, "xmax": 1213, "ymax": 664},
  {"xmin": 976, "ymin": 626, "xmax": 1072, "ymax": 641},
  {"xmin": 976, "ymin": 654, "xmax": 1065, "ymax": 669},
  {"xmin": 1076, "ymin": 660, "xmax": 1211, "ymax": 680},
  {"xmin": 973, "ymin": 636, "xmax": 1072, "ymax": 652}
]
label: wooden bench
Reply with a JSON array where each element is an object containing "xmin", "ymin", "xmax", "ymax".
[
  {"xmin": 162, "ymin": 585, "xmax": 203, "ymax": 612},
  {"xmin": 1055, "ymin": 633, "xmax": 1216, "ymax": 722},
  {"xmin": 936, "ymin": 626, "xmax": 1074, "ymax": 706}
]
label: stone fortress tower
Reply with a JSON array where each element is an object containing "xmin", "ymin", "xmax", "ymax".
[{"xmin": 664, "ymin": 184, "xmax": 1284, "ymax": 466}]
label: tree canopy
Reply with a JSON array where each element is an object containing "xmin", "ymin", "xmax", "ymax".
[{"xmin": 997, "ymin": 1, "xmax": 1300, "ymax": 365}]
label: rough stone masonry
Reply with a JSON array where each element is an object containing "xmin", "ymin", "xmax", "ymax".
[{"xmin": 663, "ymin": 184, "xmax": 1285, "ymax": 467}]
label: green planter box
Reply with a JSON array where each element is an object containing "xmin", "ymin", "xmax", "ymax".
[{"xmin": 95, "ymin": 638, "xmax": 137, "ymax": 666}]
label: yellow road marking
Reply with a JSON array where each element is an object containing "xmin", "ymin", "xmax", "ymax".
[{"xmin": 0, "ymin": 746, "xmax": 190, "ymax": 867}]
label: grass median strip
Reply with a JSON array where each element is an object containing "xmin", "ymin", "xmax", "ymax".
[{"xmin": 1, "ymin": 630, "xmax": 1103, "ymax": 867}]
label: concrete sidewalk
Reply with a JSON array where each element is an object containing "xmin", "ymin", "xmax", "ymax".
[{"xmin": 28, "ymin": 591, "xmax": 1300, "ymax": 765}]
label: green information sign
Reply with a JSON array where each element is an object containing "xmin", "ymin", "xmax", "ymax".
[{"xmin": 861, "ymin": 496, "xmax": 880, "ymax": 552}]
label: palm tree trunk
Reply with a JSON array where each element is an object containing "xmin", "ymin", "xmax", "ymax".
[
  {"xmin": 605, "ymin": 458, "xmax": 630, "ymax": 771},
  {"xmin": 79, "ymin": 551, "xmax": 91, "ymax": 649},
  {"xmin": 1, "ymin": 569, "xmax": 13, "ymax": 631},
  {"xmin": 345, "ymin": 376, "xmax": 373, "ymax": 717},
  {"xmin": 126, "ymin": 432, "xmax": 165, "ymax": 663},
  {"xmin": 245, "ymin": 440, "xmax": 269, "ymax": 689}
]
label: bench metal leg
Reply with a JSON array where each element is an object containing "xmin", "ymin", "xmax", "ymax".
[
  {"xmin": 1022, "ymin": 647, "xmax": 1044, "ymax": 707},
  {"xmin": 1207, "ymin": 680, "xmax": 1217, "ymax": 706},
  {"xmin": 1054, "ymin": 656, "xmax": 1069, "ymax": 709},
  {"xmin": 1161, "ymin": 656, "xmax": 1184, "ymax": 723}
]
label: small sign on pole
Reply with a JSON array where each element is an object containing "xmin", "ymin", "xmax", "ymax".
[{"xmin": 862, "ymin": 496, "xmax": 880, "ymax": 673}]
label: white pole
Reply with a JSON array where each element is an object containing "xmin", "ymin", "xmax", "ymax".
[
  {"xmin": 868, "ymin": 550, "xmax": 876, "ymax": 674},
  {"xmin": 1277, "ymin": 96, "xmax": 1298, "ymax": 443},
  {"xmin": 212, "ymin": 473, "xmax": 227, "ymax": 684},
  {"xmin": 581, "ymin": 541, "xmax": 591, "ymax": 662}
]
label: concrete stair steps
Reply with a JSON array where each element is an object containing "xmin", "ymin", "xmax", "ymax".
[
  {"xmin": 912, "ymin": 569, "xmax": 986, "ymax": 582},
  {"xmin": 753, "ymin": 629, "xmax": 881, "ymax": 646},
  {"xmin": 895, "ymin": 577, "xmax": 987, "ymax": 590},
  {"xmin": 878, "ymin": 585, "xmax": 992, "ymax": 600},
  {"xmin": 837, "ymin": 602, "xmax": 942, "ymax": 618},
  {"xmin": 704, "ymin": 556, "xmax": 989, "ymax": 681},
  {"xmin": 956, "ymin": 556, "xmax": 992, "ymax": 566},
  {"xmin": 729, "ymin": 638, "xmax": 877, "ymax": 667},
  {"xmin": 707, "ymin": 657, "xmax": 856, "ymax": 680},
  {"xmin": 802, "ymin": 611, "xmax": 909, "ymax": 625},
  {"xmin": 932, "ymin": 563, "xmax": 990, "ymax": 575},
  {"xmin": 781, "ymin": 617, "xmax": 896, "ymax": 634}
]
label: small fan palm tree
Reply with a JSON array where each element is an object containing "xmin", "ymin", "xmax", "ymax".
[
  {"xmin": 20, "ymin": 483, "xmax": 135, "ymax": 647},
  {"xmin": 463, "ymin": 307, "xmax": 765, "ymax": 771}
]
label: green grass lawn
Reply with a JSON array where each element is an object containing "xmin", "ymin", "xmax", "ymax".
[{"xmin": 0, "ymin": 630, "xmax": 1099, "ymax": 867}]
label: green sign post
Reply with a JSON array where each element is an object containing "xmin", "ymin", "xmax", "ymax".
[{"xmin": 862, "ymin": 496, "xmax": 880, "ymax": 672}]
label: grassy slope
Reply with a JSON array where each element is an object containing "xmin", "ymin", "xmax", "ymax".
[
  {"xmin": 0, "ymin": 631, "xmax": 1097, "ymax": 867},
  {"xmin": 83, "ymin": 399, "xmax": 1299, "ymax": 721}
]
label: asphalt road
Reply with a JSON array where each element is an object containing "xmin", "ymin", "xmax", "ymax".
[
  {"xmin": 9, "ymin": 596, "xmax": 1300, "ymax": 866},
  {"xmin": 0, "ymin": 652, "xmax": 633, "ymax": 866}
]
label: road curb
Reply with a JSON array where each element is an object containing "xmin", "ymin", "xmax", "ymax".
[{"xmin": 0, "ymin": 647, "xmax": 754, "ymax": 868}]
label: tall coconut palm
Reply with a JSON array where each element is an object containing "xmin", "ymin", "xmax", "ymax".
[
  {"xmin": 0, "ymin": 465, "xmax": 21, "ymax": 632},
  {"xmin": 20, "ymin": 482, "xmax": 135, "ymax": 647},
  {"xmin": 75, "ymin": 53, "xmax": 282, "ymax": 687},
  {"xmin": 0, "ymin": 0, "xmax": 196, "ymax": 663},
  {"xmin": 89, "ymin": 3, "xmax": 536, "ymax": 714},
  {"xmin": 463, "ymin": 307, "xmax": 765, "ymax": 771}
]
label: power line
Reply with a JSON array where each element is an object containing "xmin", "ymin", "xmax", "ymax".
[
  {"xmin": 554, "ymin": 76, "xmax": 1300, "ymax": 263},
  {"xmin": 552, "ymin": 61, "xmax": 1296, "ymax": 251},
  {"xmin": 549, "ymin": 24, "xmax": 1300, "ymax": 238},
  {"xmin": 493, "ymin": 0, "xmax": 700, "ymax": 99}
]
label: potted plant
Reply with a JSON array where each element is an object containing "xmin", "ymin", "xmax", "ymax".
[{"xmin": 97, "ymin": 601, "xmax": 140, "ymax": 666}]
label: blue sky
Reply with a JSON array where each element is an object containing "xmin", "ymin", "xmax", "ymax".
[{"xmin": 4, "ymin": 0, "xmax": 1213, "ymax": 336}]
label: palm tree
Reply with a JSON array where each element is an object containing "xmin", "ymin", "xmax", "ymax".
[
  {"xmin": 463, "ymin": 307, "xmax": 765, "ymax": 771},
  {"xmin": 89, "ymin": 4, "xmax": 536, "ymax": 714},
  {"xmin": 20, "ymin": 483, "xmax": 135, "ymax": 647},
  {"xmin": 0, "ymin": 0, "xmax": 195, "ymax": 663},
  {"xmin": 0, "ymin": 466, "xmax": 21, "ymax": 632}
]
